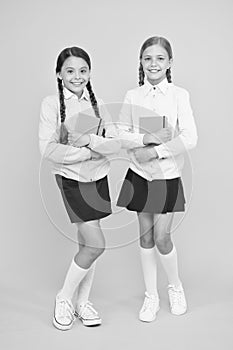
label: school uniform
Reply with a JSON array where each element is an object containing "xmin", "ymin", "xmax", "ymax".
[
  {"xmin": 39, "ymin": 87, "xmax": 120, "ymax": 222},
  {"xmin": 117, "ymin": 78, "xmax": 198, "ymax": 213}
]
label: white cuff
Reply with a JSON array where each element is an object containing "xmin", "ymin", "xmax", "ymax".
[
  {"xmin": 88, "ymin": 134, "xmax": 98, "ymax": 149},
  {"xmin": 137, "ymin": 133, "xmax": 145, "ymax": 146},
  {"xmin": 154, "ymin": 144, "xmax": 167, "ymax": 159}
]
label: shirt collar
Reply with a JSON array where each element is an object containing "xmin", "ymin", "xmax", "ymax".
[
  {"xmin": 63, "ymin": 87, "xmax": 89, "ymax": 101},
  {"xmin": 142, "ymin": 78, "xmax": 171, "ymax": 96}
]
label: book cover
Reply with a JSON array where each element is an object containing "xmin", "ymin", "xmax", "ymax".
[
  {"xmin": 139, "ymin": 115, "xmax": 167, "ymax": 134},
  {"xmin": 66, "ymin": 113, "xmax": 102, "ymax": 135}
]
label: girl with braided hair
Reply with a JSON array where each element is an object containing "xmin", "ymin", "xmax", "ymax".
[
  {"xmin": 117, "ymin": 36, "xmax": 197, "ymax": 322},
  {"xmin": 39, "ymin": 46, "xmax": 120, "ymax": 330}
]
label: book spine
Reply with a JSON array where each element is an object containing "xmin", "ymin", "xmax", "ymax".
[
  {"xmin": 96, "ymin": 118, "xmax": 102, "ymax": 135},
  {"xmin": 163, "ymin": 116, "xmax": 166, "ymax": 128}
]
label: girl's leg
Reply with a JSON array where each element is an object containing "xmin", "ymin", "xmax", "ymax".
[
  {"xmin": 54, "ymin": 220, "xmax": 104, "ymax": 330},
  {"xmin": 154, "ymin": 213, "xmax": 187, "ymax": 315},
  {"xmin": 138, "ymin": 212, "xmax": 158, "ymax": 295},
  {"xmin": 76, "ymin": 262, "xmax": 96, "ymax": 308},
  {"xmin": 74, "ymin": 220, "xmax": 105, "ymax": 268},
  {"xmin": 138, "ymin": 212, "xmax": 155, "ymax": 249},
  {"xmin": 59, "ymin": 220, "xmax": 105, "ymax": 301},
  {"xmin": 73, "ymin": 221, "xmax": 104, "ymax": 326},
  {"xmin": 137, "ymin": 212, "xmax": 159, "ymax": 322},
  {"xmin": 154, "ymin": 213, "xmax": 181, "ymax": 286},
  {"xmin": 75, "ymin": 229, "xmax": 96, "ymax": 309}
]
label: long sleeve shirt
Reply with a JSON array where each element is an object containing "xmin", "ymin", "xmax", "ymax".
[
  {"xmin": 118, "ymin": 78, "xmax": 198, "ymax": 180},
  {"xmin": 39, "ymin": 87, "xmax": 120, "ymax": 182}
]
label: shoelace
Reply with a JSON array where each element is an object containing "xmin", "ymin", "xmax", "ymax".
[
  {"xmin": 79, "ymin": 301, "xmax": 98, "ymax": 318},
  {"xmin": 56, "ymin": 298, "xmax": 75, "ymax": 320},
  {"xmin": 141, "ymin": 293, "xmax": 159, "ymax": 313},
  {"xmin": 168, "ymin": 286, "xmax": 185, "ymax": 307}
]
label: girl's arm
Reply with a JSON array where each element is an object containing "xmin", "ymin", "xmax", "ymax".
[
  {"xmin": 152, "ymin": 89, "xmax": 198, "ymax": 159},
  {"xmin": 117, "ymin": 91, "xmax": 145, "ymax": 149},
  {"xmin": 39, "ymin": 96, "xmax": 92, "ymax": 165}
]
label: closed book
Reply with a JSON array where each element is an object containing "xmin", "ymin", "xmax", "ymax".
[
  {"xmin": 66, "ymin": 112, "xmax": 102, "ymax": 135},
  {"xmin": 139, "ymin": 115, "xmax": 167, "ymax": 134}
]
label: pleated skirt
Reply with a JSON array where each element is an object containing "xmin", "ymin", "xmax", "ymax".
[
  {"xmin": 117, "ymin": 169, "xmax": 185, "ymax": 213},
  {"xmin": 55, "ymin": 174, "xmax": 112, "ymax": 223}
]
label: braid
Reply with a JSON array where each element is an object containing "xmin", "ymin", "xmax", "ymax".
[
  {"xmin": 139, "ymin": 63, "xmax": 145, "ymax": 86},
  {"xmin": 57, "ymin": 78, "xmax": 68, "ymax": 144},
  {"xmin": 86, "ymin": 81, "xmax": 100, "ymax": 118},
  {"xmin": 86, "ymin": 81, "xmax": 105, "ymax": 137},
  {"xmin": 166, "ymin": 67, "xmax": 172, "ymax": 83},
  {"xmin": 57, "ymin": 78, "xmax": 66, "ymax": 122}
]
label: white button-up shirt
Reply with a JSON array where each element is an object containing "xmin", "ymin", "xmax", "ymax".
[
  {"xmin": 39, "ymin": 87, "xmax": 120, "ymax": 182},
  {"xmin": 118, "ymin": 78, "xmax": 198, "ymax": 180}
]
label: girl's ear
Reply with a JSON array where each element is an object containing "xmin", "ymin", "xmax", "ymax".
[{"xmin": 169, "ymin": 58, "xmax": 173, "ymax": 68}]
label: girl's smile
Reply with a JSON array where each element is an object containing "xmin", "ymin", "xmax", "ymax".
[
  {"xmin": 141, "ymin": 44, "xmax": 172, "ymax": 85},
  {"xmin": 71, "ymin": 80, "xmax": 85, "ymax": 87}
]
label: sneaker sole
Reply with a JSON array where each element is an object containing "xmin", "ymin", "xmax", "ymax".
[
  {"xmin": 74, "ymin": 311, "xmax": 102, "ymax": 327},
  {"xmin": 52, "ymin": 316, "xmax": 74, "ymax": 331},
  {"xmin": 79, "ymin": 318, "xmax": 102, "ymax": 327},
  {"xmin": 170, "ymin": 308, "xmax": 187, "ymax": 316}
]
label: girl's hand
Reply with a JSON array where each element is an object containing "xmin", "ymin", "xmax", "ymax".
[
  {"xmin": 133, "ymin": 146, "xmax": 158, "ymax": 163},
  {"xmin": 90, "ymin": 150, "xmax": 104, "ymax": 160},
  {"xmin": 143, "ymin": 127, "xmax": 172, "ymax": 145},
  {"xmin": 68, "ymin": 131, "xmax": 90, "ymax": 147},
  {"xmin": 154, "ymin": 127, "xmax": 172, "ymax": 143}
]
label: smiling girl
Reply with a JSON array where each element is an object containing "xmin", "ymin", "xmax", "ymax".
[
  {"xmin": 39, "ymin": 47, "xmax": 120, "ymax": 330},
  {"xmin": 117, "ymin": 36, "xmax": 197, "ymax": 322}
]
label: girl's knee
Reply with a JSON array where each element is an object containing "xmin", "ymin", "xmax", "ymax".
[
  {"xmin": 154, "ymin": 233, "xmax": 172, "ymax": 254},
  {"xmin": 87, "ymin": 245, "xmax": 105, "ymax": 260},
  {"xmin": 140, "ymin": 233, "xmax": 155, "ymax": 248},
  {"xmin": 74, "ymin": 244, "xmax": 105, "ymax": 268}
]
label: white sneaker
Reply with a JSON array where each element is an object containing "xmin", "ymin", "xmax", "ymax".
[
  {"xmin": 167, "ymin": 284, "xmax": 187, "ymax": 315},
  {"xmin": 139, "ymin": 292, "xmax": 160, "ymax": 322},
  {"xmin": 53, "ymin": 294, "xmax": 75, "ymax": 331},
  {"xmin": 75, "ymin": 301, "xmax": 102, "ymax": 327}
]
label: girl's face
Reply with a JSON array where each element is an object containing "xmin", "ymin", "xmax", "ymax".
[
  {"xmin": 58, "ymin": 56, "xmax": 90, "ymax": 97},
  {"xmin": 141, "ymin": 44, "xmax": 172, "ymax": 85}
]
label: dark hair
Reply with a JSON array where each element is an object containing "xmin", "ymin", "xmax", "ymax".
[
  {"xmin": 55, "ymin": 47, "xmax": 103, "ymax": 144},
  {"xmin": 138, "ymin": 36, "xmax": 173, "ymax": 86}
]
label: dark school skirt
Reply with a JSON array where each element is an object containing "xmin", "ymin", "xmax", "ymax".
[
  {"xmin": 55, "ymin": 174, "xmax": 112, "ymax": 223},
  {"xmin": 116, "ymin": 169, "xmax": 185, "ymax": 214}
]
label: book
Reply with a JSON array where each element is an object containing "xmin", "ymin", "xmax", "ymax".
[
  {"xmin": 66, "ymin": 112, "xmax": 102, "ymax": 135},
  {"xmin": 139, "ymin": 115, "xmax": 167, "ymax": 134}
]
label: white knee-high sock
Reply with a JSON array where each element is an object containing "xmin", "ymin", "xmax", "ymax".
[
  {"xmin": 59, "ymin": 259, "xmax": 89, "ymax": 301},
  {"xmin": 140, "ymin": 247, "xmax": 158, "ymax": 297},
  {"xmin": 157, "ymin": 245, "xmax": 181, "ymax": 287},
  {"xmin": 76, "ymin": 261, "xmax": 96, "ymax": 309}
]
